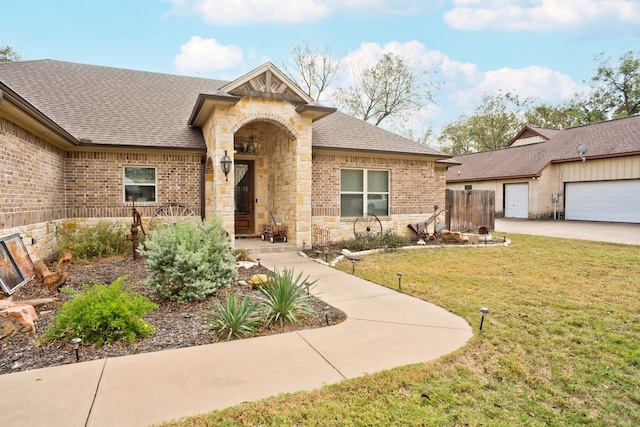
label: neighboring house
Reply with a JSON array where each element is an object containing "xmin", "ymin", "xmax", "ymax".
[
  {"xmin": 0, "ymin": 60, "xmax": 452, "ymax": 259},
  {"xmin": 446, "ymin": 116, "xmax": 640, "ymax": 223}
]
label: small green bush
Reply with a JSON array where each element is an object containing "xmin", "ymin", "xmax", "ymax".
[
  {"xmin": 203, "ymin": 294, "xmax": 265, "ymax": 340},
  {"xmin": 232, "ymin": 248, "xmax": 251, "ymax": 261},
  {"xmin": 258, "ymin": 267, "xmax": 316, "ymax": 326},
  {"xmin": 141, "ymin": 218, "xmax": 237, "ymax": 302},
  {"xmin": 335, "ymin": 229, "xmax": 410, "ymax": 252},
  {"xmin": 57, "ymin": 221, "xmax": 131, "ymax": 261},
  {"xmin": 42, "ymin": 276, "xmax": 157, "ymax": 345}
]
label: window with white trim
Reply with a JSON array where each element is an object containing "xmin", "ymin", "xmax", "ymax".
[
  {"xmin": 340, "ymin": 169, "xmax": 389, "ymax": 217},
  {"xmin": 124, "ymin": 166, "xmax": 156, "ymax": 203}
]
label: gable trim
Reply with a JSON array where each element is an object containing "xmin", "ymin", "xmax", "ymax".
[{"xmin": 221, "ymin": 62, "xmax": 314, "ymax": 104}]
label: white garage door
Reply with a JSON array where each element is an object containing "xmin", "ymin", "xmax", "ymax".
[
  {"xmin": 504, "ymin": 183, "xmax": 529, "ymax": 218},
  {"xmin": 565, "ymin": 180, "xmax": 640, "ymax": 223}
]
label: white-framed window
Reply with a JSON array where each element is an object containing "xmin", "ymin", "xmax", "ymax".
[
  {"xmin": 340, "ymin": 169, "xmax": 389, "ymax": 217},
  {"xmin": 124, "ymin": 166, "xmax": 156, "ymax": 203}
]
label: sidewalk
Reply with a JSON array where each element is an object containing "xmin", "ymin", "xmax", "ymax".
[{"xmin": 1, "ymin": 252, "xmax": 472, "ymax": 427}]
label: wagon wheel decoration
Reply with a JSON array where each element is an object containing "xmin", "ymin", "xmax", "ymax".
[
  {"xmin": 150, "ymin": 202, "xmax": 198, "ymax": 230},
  {"xmin": 353, "ymin": 213, "xmax": 382, "ymax": 240}
]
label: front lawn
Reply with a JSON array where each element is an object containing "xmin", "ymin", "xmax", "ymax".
[{"xmin": 162, "ymin": 234, "xmax": 640, "ymax": 426}]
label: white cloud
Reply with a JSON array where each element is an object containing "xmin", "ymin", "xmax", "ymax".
[
  {"xmin": 449, "ymin": 65, "xmax": 580, "ymax": 107},
  {"xmin": 444, "ymin": 0, "xmax": 640, "ymax": 32},
  {"xmin": 173, "ymin": 36, "xmax": 244, "ymax": 74},
  {"xmin": 169, "ymin": 0, "xmax": 437, "ymax": 25},
  {"xmin": 338, "ymin": 40, "xmax": 481, "ymax": 89}
]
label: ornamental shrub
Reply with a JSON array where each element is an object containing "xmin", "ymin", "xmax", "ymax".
[
  {"xmin": 203, "ymin": 294, "xmax": 265, "ymax": 340},
  {"xmin": 41, "ymin": 276, "xmax": 157, "ymax": 346},
  {"xmin": 141, "ymin": 218, "xmax": 237, "ymax": 302},
  {"xmin": 258, "ymin": 267, "xmax": 316, "ymax": 327},
  {"xmin": 57, "ymin": 221, "xmax": 131, "ymax": 261}
]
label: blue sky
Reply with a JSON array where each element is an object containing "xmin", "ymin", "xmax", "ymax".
[{"xmin": 2, "ymin": 0, "xmax": 639, "ymax": 139}]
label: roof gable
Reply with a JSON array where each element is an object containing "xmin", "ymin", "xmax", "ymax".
[
  {"xmin": 507, "ymin": 126, "xmax": 561, "ymax": 147},
  {"xmin": 221, "ymin": 62, "xmax": 312, "ymax": 104}
]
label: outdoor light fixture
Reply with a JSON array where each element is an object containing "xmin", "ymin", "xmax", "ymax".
[
  {"xmin": 479, "ymin": 307, "xmax": 489, "ymax": 330},
  {"xmin": 322, "ymin": 305, "xmax": 330, "ymax": 325},
  {"xmin": 302, "ymin": 242, "xmax": 306, "ymax": 251},
  {"xmin": 70, "ymin": 337, "xmax": 82, "ymax": 362},
  {"xmin": 256, "ymin": 258, "xmax": 261, "ymax": 267},
  {"xmin": 305, "ymin": 281, "xmax": 311, "ymax": 295},
  {"xmin": 324, "ymin": 246, "xmax": 329, "ymax": 263},
  {"xmin": 351, "ymin": 258, "xmax": 357, "ymax": 274},
  {"xmin": 220, "ymin": 150, "xmax": 232, "ymax": 181},
  {"xmin": 397, "ymin": 272, "xmax": 403, "ymax": 291},
  {"xmin": 503, "ymin": 232, "xmax": 507, "ymax": 243}
]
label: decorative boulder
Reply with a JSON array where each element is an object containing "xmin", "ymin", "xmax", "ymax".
[
  {"xmin": 0, "ymin": 300, "xmax": 38, "ymax": 340},
  {"xmin": 248, "ymin": 274, "xmax": 271, "ymax": 289}
]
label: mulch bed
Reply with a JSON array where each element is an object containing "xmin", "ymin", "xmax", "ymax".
[{"xmin": 0, "ymin": 256, "xmax": 346, "ymax": 374}]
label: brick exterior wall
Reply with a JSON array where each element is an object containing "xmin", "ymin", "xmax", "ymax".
[
  {"xmin": 65, "ymin": 151, "xmax": 203, "ymax": 220},
  {"xmin": 1, "ymin": 116, "xmax": 204, "ymax": 259},
  {"xmin": 311, "ymin": 151, "xmax": 447, "ymax": 242},
  {"xmin": 0, "ymin": 117, "xmax": 67, "ymax": 229}
]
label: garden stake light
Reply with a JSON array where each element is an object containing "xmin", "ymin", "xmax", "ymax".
[
  {"xmin": 324, "ymin": 246, "xmax": 329, "ymax": 263},
  {"xmin": 323, "ymin": 306, "xmax": 329, "ymax": 325},
  {"xmin": 305, "ymin": 281, "xmax": 311, "ymax": 295},
  {"xmin": 256, "ymin": 258, "xmax": 261, "ymax": 267},
  {"xmin": 351, "ymin": 258, "xmax": 357, "ymax": 274},
  {"xmin": 70, "ymin": 337, "xmax": 82, "ymax": 362},
  {"xmin": 397, "ymin": 272, "xmax": 403, "ymax": 291},
  {"xmin": 480, "ymin": 307, "xmax": 489, "ymax": 330}
]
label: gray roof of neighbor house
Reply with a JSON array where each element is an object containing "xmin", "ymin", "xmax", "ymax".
[
  {"xmin": 0, "ymin": 59, "xmax": 449, "ymax": 158},
  {"xmin": 447, "ymin": 115, "xmax": 640, "ymax": 183}
]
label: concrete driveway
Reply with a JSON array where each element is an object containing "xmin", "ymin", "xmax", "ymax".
[{"xmin": 495, "ymin": 218, "xmax": 640, "ymax": 245}]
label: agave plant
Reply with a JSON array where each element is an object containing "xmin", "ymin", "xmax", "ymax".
[
  {"xmin": 258, "ymin": 267, "xmax": 317, "ymax": 326},
  {"xmin": 203, "ymin": 294, "xmax": 264, "ymax": 340}
]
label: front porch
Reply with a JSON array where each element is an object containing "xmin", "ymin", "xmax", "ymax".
[{"xmin": 234, "ymin": 236, "xmax": 299, "ymax": 254}]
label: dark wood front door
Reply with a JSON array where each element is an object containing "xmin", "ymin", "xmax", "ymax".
[{"xmin": 234, "ymin": 160, "xmax": 255, "ymax": 235}]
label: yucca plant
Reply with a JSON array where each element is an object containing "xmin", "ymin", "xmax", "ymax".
[
  {"xmin": 203, "ymin": 294, "xmax": 264, "ymax": 340},
  {"xmin": 258, "ymin": 267, "xmax": 316, "ymax": 327}
]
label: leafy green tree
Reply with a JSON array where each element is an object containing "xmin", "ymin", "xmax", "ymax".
[
  {"xmin": 439, "ymin": 91, "xmax": 532, "ymax": 154},
  {"xmin": 0, "ymin": 45, "xmax": 20, "ymax": 62},
  {"xmin": 332, "ymin": 53, "xmax": 437, "ymax": 126},
  {"xmin": 590, "ymin": 50, "xmax": 640, "ymax": 118}
]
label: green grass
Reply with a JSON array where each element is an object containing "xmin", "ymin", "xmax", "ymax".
[{"xmin": 160, "ymin": 234, "xmax": 640, "ymax": 426}]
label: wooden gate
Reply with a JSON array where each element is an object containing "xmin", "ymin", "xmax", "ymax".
[{"xmin": 445, "ymin": 189, "xmax": 495, "ymax": 232}]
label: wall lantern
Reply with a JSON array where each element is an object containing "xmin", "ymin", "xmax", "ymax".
[{"xmin": 220, "ymin": 150, "xmax": 232, "ymax": 181}]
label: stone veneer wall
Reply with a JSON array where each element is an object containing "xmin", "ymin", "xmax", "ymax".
[
  {"xmin": 311, "ymin": 152, "xmax": 447, "ymax": 242},
  {"xmin": 201, "ymin": 96, "xmax": 313, "ymax": 246}
]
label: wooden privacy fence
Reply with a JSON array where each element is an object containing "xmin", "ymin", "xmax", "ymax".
[{"xmin": 445, "ymin": 189, "xmax": 495, "ymax": 232}]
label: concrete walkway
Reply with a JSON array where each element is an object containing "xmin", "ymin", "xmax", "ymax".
[{"xmin": 0, "ymin": 252, "xmax": 472, "ymax": 427}]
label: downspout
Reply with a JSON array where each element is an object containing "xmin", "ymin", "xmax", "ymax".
[{"xmin": 200, "ymin": 154, "xmax": 206, "ymax": 220}]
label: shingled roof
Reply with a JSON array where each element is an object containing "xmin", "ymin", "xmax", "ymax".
[
  {"xmin": 312, "ymin": 110, "xmax": 446, "ymax": 157},
  {"xmin": 0, "ymin": 59, "xmax": 449, "ymax": 158},
  {"xmin": 0, "ymin": 60, "xmax": 225, "ymax": 149},
  {"xmin": 447, "ymin": 115, "xmax": 640, "ymax": 182}
]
